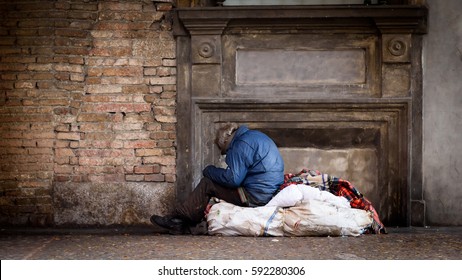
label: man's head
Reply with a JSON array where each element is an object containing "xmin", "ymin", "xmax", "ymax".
[{"xmin": 215, "ymin": 122, "xmax": 239, "ymax": 155}]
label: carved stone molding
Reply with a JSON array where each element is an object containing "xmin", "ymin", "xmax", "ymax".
[
  {"xmin": 382, "ymin": 34, "xmax": 411, "ymax": 63},
  {"xmin": 191, "ymin": 35, "xmax": 221, "ymax": 64},
  {"xmin": 175, "ymin": 6, "xmax": 428, "ymax": 36}
]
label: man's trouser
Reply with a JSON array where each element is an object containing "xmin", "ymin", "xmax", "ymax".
[{"xmin": 175, "ymin": 177, "xmax": 247, "ymax": 224}]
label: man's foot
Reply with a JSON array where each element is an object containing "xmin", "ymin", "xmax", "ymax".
[{"xmin": 150, "ymin": 215, "xmax": 187, "ymax": 235}]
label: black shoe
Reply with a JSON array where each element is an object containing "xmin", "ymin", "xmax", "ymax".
[{"xmin": 150, "ymin": 215, "xmax": 187, "ymax": 235}]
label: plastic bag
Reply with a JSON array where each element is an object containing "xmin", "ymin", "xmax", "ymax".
[
  {"xmin": 207, "ymin": 200, "xmax": 284, "ymax": 236},
  {"xmin": 284, "ymin": 200, "xmax": 373, "ymax": 237}
]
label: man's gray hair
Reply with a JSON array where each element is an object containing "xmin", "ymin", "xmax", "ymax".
[{"xmin": 215, "ymin": 122, "xmax": 239, "ymax": 153}]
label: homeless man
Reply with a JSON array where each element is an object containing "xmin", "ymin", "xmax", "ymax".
[{"xmin": 150, "ymin": 123, "xmax": 285, "ymax": 234}]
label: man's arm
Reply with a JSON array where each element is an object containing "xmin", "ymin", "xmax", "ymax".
[
  {"xmin": 203, "ymin": 140, "xmax": 253, "ymax": 188},
  {"xmin": 202, "ymin": 165, "xmax": 239, "ymax": 188}
]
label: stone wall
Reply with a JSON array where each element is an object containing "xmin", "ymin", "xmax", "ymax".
[
  {"xmin": 0, "ymin": 0, "xmax": 176, "ymax": 226},
  {"xmin": 422, "ymin": 0, "xmax": 462, "ymax": 226}
]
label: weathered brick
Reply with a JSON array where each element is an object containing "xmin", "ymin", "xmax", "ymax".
[
  {"xmin": 122, "ymin": 85, "xmax": 149, "ymax": 94},
  {"xmin": 55, "ymin": 156, "xmax": 70, "ymax": 165},
  {"xmin": 28, "ymin": 148, "xmax": 53, "ymax": 155},
  {"xmin": 106, "ymin": 66, "xmax": 143, "ymax": 77},
  {"xmin": 54, "ymin": 63, "xmax": 84, "ymax": 73},
  {"xmin": 144, "ymin": 67, "xmax": 157, "ymax": 76},
  {"xmin": 55, "ymin": 29, "xmax": 88, "ymax": 38},
  {"xmin": 55, "ymin": 72, "xmax": 70, "ymax": 81},
  {"xmin": 161, "ymin": 165, "xmax": 176, "ymax": 174},
  {"xmin": 94, "ymin": 39, "xmax": 132, "ymax": 48},
  {"xmin": 154, "ymin": 106, "xmax": 175, "ymax": 116},
  {"xmin": 123, "ymin": 140, "xmax": 156, "ymax": 149},
  {"xmin": 55, "ymin": 148, "xmax": 75, "ymax": 157},
  {"xmin": 115, "ymin": 132, "xmax": 149, "ymax": 141},
  {"xmin": 145, "ymin": 174, "xmax": 165, "ymax": 182},
  {"xmin": 148, "ymin": 131, "xmax": 170, "ymax": 140},
  {"xmin": 91, "ymin": 174, "xmax": 126, "ymax": 182},
  {"xmin": 86, "ymin": 84, "xmax": 122, "ymax": 94},
  {"xmin": 165, "ymin": 174, "xmax": 176, "ymax": 183},
  {"xmin": 76, "ymin": 149, "xmax": 133, "ymax": 158},
  {"xmin": 161, "ymin": 91, "xmax": 176, "ymax": 99},
  {"xmin": 113, "ymin": 123, "xmax": 144, "ymax": 131},
  {"xmin": 17, "ymin": 37, "xmax": 53, "ymax": 46},
  {"xmin": 157, "ymin": 140, "xmax": 174, "ymax": 148},
  {"xmin": 157, "ymin": 67, "xmax": 175, "ymax": 77},
  {"xmin": 79, "ymin": 123, "xmax": 109, "ymax": 132},
  {"xmin": 36, "ymin": 139, "xmax": 54, "ymax": 148},
  {"xmin": 107, "ymin": 21, "xmax": 151, "ymax": 31},
  {"xmin": 90, "ymin": 47, "xmax": 132, "ymax": 57},
  {"xmin": 114, "ymin": 76, "xmax": 144, "ymax": 85},
  {"xmin": 162, "ymin": 59, "xmax": 176, "ymax": 67},
  {"xmin": 100, "ymin": 2, "xmax": 143, "ymax": 11},
  {"xmin": 2, "ymin": 56, "xmax": 36, "ymax": 64},
  {"xmin": 135, "ymin": 148, "xmax": 163, "ymax": 157},
  {"xmin": 156, "ymin": 3, "xmax": 173, "ymax": 11},
  {"xmin": 0, "ymin": 81, "xmax": 14, "ymax": 90},
  {"xmin": 77, "ymin": 113, "xmax": 110, "ymax": 122},
  {"xmin": 79, "ymin": 140, "xmax": 123, "ymax": 149},
  {"xmin": 143, "ymin": 155, "xmax": 175, "ymax": 165},
  {"xmin": 0, "ymin": 63, "xmax": 27, "ymax": 71},
  {"xmin": 155, "ymin": 115, "xmax": 176, "ymax": 123},
  {"xmin": 149, "ymin": 76, "xmax": 176, "ymax": 85},
  {"xmin": 81, "ymin": 132, "xmax": 113, "ymax": 141},
  {"xmin": 1, "ymin": 131, "xmax": 22, "ymax": 139},
  {"xmin": 0, "ymin": 148, "xmax": 27, "ymax": 155},
  {"xmin": 152, "ymin": 98, "xmax": 175, "ymax": 107},
  {"xmin": 56, "ymin": 132, "xmax": 81, "ymax": 141},
  {"xmin": 90, "ymin": 30, "xmax": 114, "ymax": 38},
  {"xmin": 145, "ymin": 123, "xmax": 162, "ymax": 131},
  {"xmin": 79, "ymin": 157, "xmax": 124, "ymax": 166},
  {"xmin": 55, "ymin": 37, "xmax": 92, "ymax": 48},
  {"xmin": 125, "ymin": 174, "xmax": 144, "ymax": 182},
  {"xmin": 82, "ymin": 103, "xmax": 151, "ymax": 113},
  {"xmin": 134, "ymin": 164, "xmax": 161, "ymax": 174},
  {"xmin": 70, "ymin": 73, "xmax": 85, "ymax": 82},
  {"xmin": 23, "ymin": 132, "xmax": 55, "ymax": 139}
]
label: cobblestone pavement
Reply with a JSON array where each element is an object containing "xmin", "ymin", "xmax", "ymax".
[{"xmin": 1, "ymin": 226, "xmax": 461, "ymax": 260}]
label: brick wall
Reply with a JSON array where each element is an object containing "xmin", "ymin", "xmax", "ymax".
[{"xmin": 0, "ymin": 0, "xmax": 177, "ymax": 226}]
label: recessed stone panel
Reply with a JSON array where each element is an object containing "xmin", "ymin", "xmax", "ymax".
[
  {"xmin": 236, "ymin": 49, "xmax": 366, "ymax": 86},
  {"xmin": 191, "ymin": 64, "xmax": 221, "ymax": 97},
  {"xmin": 222, "ymin": 33, "xmax": 379, "ymax": 98},
  {"xmin": 382, "ymin": 64, "xmax": 411, "ymax": 97}
]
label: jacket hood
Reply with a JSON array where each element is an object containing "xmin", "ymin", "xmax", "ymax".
[{"xmin": 228, "ymin": 125, "xmax": 249, "ymax": 149}]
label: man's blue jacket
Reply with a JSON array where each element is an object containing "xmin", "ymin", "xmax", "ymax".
[{"xmin": 203, "ymin": 126, "xmax": 284, "ymax": 205}]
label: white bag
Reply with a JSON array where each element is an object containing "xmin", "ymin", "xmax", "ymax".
[
  {"xmin": 283, "ymin": 200, "xmax": 373, "ymax": 237},
  {"xmin": 207, "ymin": 200, "xmax": 284, "ymax": 236}
]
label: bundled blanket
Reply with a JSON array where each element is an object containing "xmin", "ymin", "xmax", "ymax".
[{"xmin": 206, "ymin": 168, "xmax": 386, "ymax": 237}]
